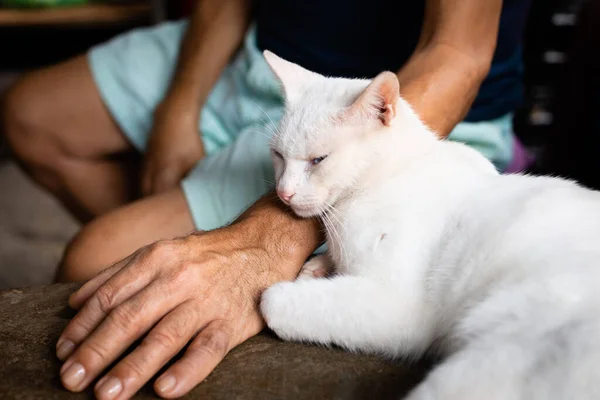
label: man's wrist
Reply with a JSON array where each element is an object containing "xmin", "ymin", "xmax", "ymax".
[
  {"xmin": 233, "ymin": 193, "xmax": 323, "ymax": 280},
  {"xmin": 153, "ymin": 90, "xmax": 202, "ymax": 129},
  {"xmin": 158, "ymin": 84, "xmax": 205, "ymax": 116}
]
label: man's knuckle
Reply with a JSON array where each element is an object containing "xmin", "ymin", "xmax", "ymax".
[
  {"xmin": 95, "ymin": 286, "xmax": 118, "ymax": 315},
  {"xmin": 179, "ymin": 261, "xmax": 201, "ymax": 277},
  {"xmin": 193, "ymin": 330, "xmax": 230, "ymax": 358},
  {"xmin": 107, "ymin": 306, "xmax": 141, "ymax": 335},
  {"xmin": 165, "ymin": 261, "xmax": 201, "ymax": 287},
  {"xmin": 210, "ymin": 334, "xmax": 229, "ymax": 356},
  {"xmin": 82, "ymin": 340, "xmax": 111, "ymax": 364},
  {"xmin": 144, "ymin": 330, "xmax": 179, "ymax": 350},
  {"xmin": 192, "ymin": 343, "xmax": 218, "ymax": 360},
  {"xmin": 149, "ymin": 240, "xmax": 178, "ymax": 259},
  {"xmin": 69, "ymin": 314, "xmax": 93, "ymax": 336},
  {"xmin": 118, "ymin": 358, "xmax": 146, "ymax": 382}
]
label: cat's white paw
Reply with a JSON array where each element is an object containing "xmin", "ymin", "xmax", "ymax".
[
  {"xmin": 261, "ymin": 282, "xmax": 299, "ymax": 341},
  {"xmin": 297, "ymin": 255, "xmax": 331, "ymax": 281}
]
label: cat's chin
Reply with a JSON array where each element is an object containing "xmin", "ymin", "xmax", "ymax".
[{"xmin": 290, "ymin": 205, "xmax": 322, "ymax": 218}]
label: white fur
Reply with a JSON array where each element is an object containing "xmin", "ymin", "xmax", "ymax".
[{"xmin": 260, "ymin": 52, "xmax": 600, "ymax": 399}]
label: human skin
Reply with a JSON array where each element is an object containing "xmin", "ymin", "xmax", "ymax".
[{"xmin": 56, "ymin": 1, "xmax": 502, "ymax": 399}]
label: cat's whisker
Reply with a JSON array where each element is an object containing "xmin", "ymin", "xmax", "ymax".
[
  {"xmin": 331, "ymin": 219, "xmax": 348, "ymax": 268},
  {"xmin": 251, "ymin": 100, "xmax": 279, "ymax": 135},
  {"xmin": 246, "ymin": 129, "xmax": 273, "ymax": 141},
  {"xmin": 320, "ymin": 206, "xmax": 348, "ymax": 267},
  {"xmin": 323, "ymin": 202, "xmax": 346, "ymax": 227},
  {"xmin": 324, "ymin": 211, "xmax": 342, "ymax": 242},
  {"xmin": 261, "ymin": 178, "xmax": 276, "ymax": 187},
  {"xmin": 323, "ymin": 206, "xmax": 340, "ymax": 225},
  {"xmin": 259, "ymin": 121, "xmax": 277, "ymax": 137},
  {"xmin": 319, "ymin": 206, "xmax": 333, "ymax": 237},
  {"xmin": 324, "ymin": 202, "xmax": 344, "ymax": 220}
]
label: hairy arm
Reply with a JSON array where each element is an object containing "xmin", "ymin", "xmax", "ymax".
[
  {"xmin": 57, "ymin": 193, "xmax": 323, "ymax": 399},
  {"xmin": 397, "ymin": 0, "xmax": 503, "ymax": 137},
  {"xmin": 231, "ymin": 192, "xmax": 325, "ymax": 281}
]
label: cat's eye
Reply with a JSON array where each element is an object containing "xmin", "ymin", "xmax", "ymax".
[
  {"xmin": 310, "ymin": 155, "xmax": 328, "ymax": 165},
  {"xmin": 273, "ymin": 150, "xmax": 283, "ymax": 159}
]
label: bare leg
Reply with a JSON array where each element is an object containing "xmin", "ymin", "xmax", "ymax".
[
  {"xmin": 2, "ymin": 55, "xmax": 138, "ymax": 222},
  {"xmin": 55, "ymin": 187, "xmax": 195, "ymax": 282}
]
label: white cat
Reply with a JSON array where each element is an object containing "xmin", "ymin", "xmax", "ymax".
[{"xmin": 259, "ymin": 51, "xmax": 600, "ymax": 400}]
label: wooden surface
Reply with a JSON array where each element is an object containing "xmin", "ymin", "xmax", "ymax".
[
  {"xmin": 0, "ymin": 3, "xmax": 151, "ymax": 27},
  {"xmin": 0, "ymin": 283, "xmax": 429, "ymax": 399}
]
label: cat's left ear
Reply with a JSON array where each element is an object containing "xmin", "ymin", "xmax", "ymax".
[
  {"xmin": 350, "ymin": 71, "xmax": 400, "ymax": 126},
  {"xmin": 263, "ymin": 50, "xmax": 317, "ymax": 103}
]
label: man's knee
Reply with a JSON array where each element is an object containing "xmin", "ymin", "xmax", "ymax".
[
  {"xmin": 57, "ymin": 223, "xmax": 106, "ymax": 283},
  {"xmin": 2, "ymin": 76, "xmax": 62, "ymax": 169}
]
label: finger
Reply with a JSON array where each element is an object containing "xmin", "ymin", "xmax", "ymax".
[
  {"xmin": 68, "ymin": 254, "xmax": 133, "ymax": 310},
  {"xmin": 60, "ymin": 280, "xmax": 189, "ymax": 393},
  {"xmin": 154, "ymin": 320, "xmax": 232, "ymax": 399},
  {"xmin": 56, "ymin": 261, "xmax": 126, "ymax": 362},
  {"xmin": 57, "ymin": 251, "xmax": 155, "ymax": 361},
  {"xmin": 93, "ymin": 302, "xmax": 202, "ymax": 400}
]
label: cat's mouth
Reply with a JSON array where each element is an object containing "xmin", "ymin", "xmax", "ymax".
[
  {"xmin": 289, "ymin": 190, "xmax": 337, "ymax": 218},
  {"xmin": 290, "ymin": 204, "xmax": 323, "ymax": 218}
]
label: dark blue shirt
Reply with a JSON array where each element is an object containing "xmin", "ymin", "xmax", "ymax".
[{"xmin": 255, "ymin": 0, "xmax": 532, "ymax": 122}]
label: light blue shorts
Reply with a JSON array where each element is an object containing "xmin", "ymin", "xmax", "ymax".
[{"xmin": 89, "ymin": 20, "xmax": 516, "ymax": 231}]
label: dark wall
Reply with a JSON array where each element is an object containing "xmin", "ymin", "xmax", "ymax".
[
  {"xmin": 514, "ymin": 0, "xmax": 585, "ymax": 166},
  {"xmin": 544, "ymin": 0, "xmax": 600, "ymax": 189}
]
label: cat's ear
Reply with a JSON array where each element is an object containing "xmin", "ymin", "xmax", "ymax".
[
  {"xmin": 264, "ymin": 50, "xmax": 317, "ymax": 103},
  {"xmin": 349, "ymin": 71, "xmax": 399, "ymax": 126}
]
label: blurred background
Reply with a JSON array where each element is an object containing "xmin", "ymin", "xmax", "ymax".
[{"xmin": 0, "ymin": 0, "xmax": 597, "ymax": 289}]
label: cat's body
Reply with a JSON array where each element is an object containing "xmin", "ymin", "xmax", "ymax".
[{"xmin": 260, "ymin": 51, "xmax": 600, "ymax": 399}]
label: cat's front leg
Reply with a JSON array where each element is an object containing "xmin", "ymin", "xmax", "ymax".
[
  {"xmin": 297, "ymin": 254, "xmax": 334, "ymax": 280},
  {"xmin": 261, "ymin": 276, "xmax": 434, "ymax": 357}
]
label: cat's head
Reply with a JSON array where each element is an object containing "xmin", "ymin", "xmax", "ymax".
[{"xmin": 264, "ymin": 51, "xmax": 401, "ymax": 218}]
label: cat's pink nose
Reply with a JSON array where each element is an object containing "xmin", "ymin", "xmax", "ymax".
[{"xmin": 277, "ymin": 190, "xmax": 295, "ymax": 204}]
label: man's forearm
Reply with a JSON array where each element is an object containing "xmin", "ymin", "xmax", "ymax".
[
  {"xmin": 397, "ymin": 44, "xmax": 491, "ymax": 137},
  {"xmin": 167, "ymin": 0, "xmax": 252, "ymax": 109},
  {"xmin": 235, "ymin": 193, "xmax": 323, "ymax": 280},
  {"xmin": 398, "ymin": 0, "xmax": 502, "ymax": 137}
]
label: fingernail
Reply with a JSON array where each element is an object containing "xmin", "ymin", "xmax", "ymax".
[
  {"xmin": 156, "ymin": 375, "xmax": 176, "ymax": 394},
  {"xmin": 96, "ymin": 375, "xmax": 108, "ymax": 389},
  {"xmin": 61, "ymin": 362, "xmax": 85, "ymax": 389},
  {"xmin": 96, "ymin": 376, "xmax": 122, "ymax": 400},
  {"xmin": 60, "ymin": 359, "xmax": 72, "ymax": 375},
  {"xmin": 56, "ymin": 340, "xmax": 75, "ymax": 360}
]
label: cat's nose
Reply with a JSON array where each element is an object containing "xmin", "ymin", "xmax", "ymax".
[{"xmin": 277, "ymin": 190, "xmax": 295, "ymax": 204}]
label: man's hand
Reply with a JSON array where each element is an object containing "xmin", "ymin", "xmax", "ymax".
[
  {"xmin": 141, "ymin": 98, "xmax": 205, "ymax": 196},
  {"xmin": 139, "ymin": 0, "xmax": 253, "ymax": 196},
  {"xmin": 55, "ymin": 220, "xmax": 309, "ymax": 399}
]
